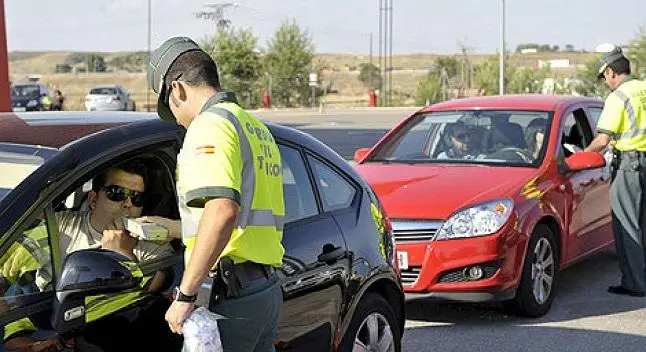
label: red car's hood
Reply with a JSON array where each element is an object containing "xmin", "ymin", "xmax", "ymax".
[{"xmin": 355, "ymin": 163, "xmax": 538, "ymax": 220}]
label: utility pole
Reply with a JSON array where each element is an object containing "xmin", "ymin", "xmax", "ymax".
[
  {"xmin": 378, "ymin": 0, "xmax": 383, "ymax": 107},
  {"xmin": 378, "ymin": 0, "xmax": 393, "ymax": 107},
  {"xmin": 146, "ymin": 0, "xmax": 152, "ymax": 112},
  {"xmin": 499, "ymin": 0, "xmax": 505, "ymax": 96},
  {"xmin": 369, "ymin": 33, "xmax": 373, "ymax": 65},
  {"xmin": 388, "ymin": 0, "xmax": 393, "ymax": 107},
  {"xmin": 195, "ymin": 2, "xmax": 237, "ymax": 32}
]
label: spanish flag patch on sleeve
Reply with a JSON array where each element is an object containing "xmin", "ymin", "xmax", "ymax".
[{"xmin": 195, "ymin": 145, "xmax": 216, "ymax": 154}]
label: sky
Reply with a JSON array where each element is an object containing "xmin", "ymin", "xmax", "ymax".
[{"xmin": 4, "ymin": 0, "xmax": 646, "ymax": 55}]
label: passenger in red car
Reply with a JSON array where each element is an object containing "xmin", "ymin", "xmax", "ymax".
[{"xmin": 525, "ymin": 118, "xmax": 547, "ymax": 160}]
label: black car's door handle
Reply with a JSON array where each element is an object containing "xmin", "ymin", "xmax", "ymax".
[{"xmin": 318, "ymin": 248, "xmax": 347, "ymax": 263}]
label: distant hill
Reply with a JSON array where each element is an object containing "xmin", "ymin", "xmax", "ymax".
[
  {"xmin": 7, "ymin": 50, "xmax": 599, "ymax": 110},
  {"xmin": 8, "ymin": 50, "xmax": 598, "ymax": 75}
]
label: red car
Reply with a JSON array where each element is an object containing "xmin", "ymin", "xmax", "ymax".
[{"xmin": 354, "ymin": 95, "xmax": 613, "ymax": 317}]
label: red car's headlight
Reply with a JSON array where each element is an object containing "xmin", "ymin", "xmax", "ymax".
[{"xmin": 436, "ymin": 198, "xmax": 513, "ymax": 240}]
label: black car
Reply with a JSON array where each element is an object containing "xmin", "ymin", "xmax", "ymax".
[
  {"xmin": 0, "ymin": 111, "xmax": 404, "ymax": 351},
  {"xmin": 10, "ymin": 84, "xmax": 52, "ymax": 112}
]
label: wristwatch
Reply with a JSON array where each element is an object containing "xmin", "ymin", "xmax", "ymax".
[{"xmin": 173, "ymin": 287, "xmax": 197, "ymax": 303}]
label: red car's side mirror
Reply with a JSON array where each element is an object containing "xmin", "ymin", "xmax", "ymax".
[
  {"xmin": 565, "ymin": 152, "xmax": 606, "ymax": 171},
  {"xmin": 354, "ymin": 148, "xmax": 370, "ymax": 163}
]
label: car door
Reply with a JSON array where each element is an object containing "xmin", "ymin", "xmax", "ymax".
[
  {"xmin": 0, "ymin": 207, "xmax": 59, "ymax": 348},
  {"xmin": 275, "ymin": 143, "xmax": 349, "ymax": 352},
  {"xmin": 0, "ymin": 136, "xmax": 184, "ymax": 348},
  {"xmin": 560, "ymin": 106, "xmax": 612, "ymax": 261}
]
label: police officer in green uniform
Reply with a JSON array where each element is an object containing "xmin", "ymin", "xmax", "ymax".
[
  {"xmin": 585, "ymin": 46, "xmax": 646, "ymax": 297},
  {"xmin": 147, "ymin": 37, "xmax": 285, "ymax": 351}
]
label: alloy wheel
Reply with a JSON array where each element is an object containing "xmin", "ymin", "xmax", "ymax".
[
  {"xmin": 531, "ymin": 237, "xmax": 555, "ymax": 304},
  {"xmin": 352, "ymin": 312, "xmax": 395, "ymax": 352}
]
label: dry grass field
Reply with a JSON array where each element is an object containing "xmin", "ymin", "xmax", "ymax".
[{"xmin": 9, "ymin": 51, "xmax": 598, "ymax": 110}]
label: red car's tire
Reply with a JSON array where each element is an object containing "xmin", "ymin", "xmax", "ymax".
[{"xmin": 505, "ymin": 224, "xmax": 559, "ymax": 317}]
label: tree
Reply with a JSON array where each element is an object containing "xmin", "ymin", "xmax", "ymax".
[
  {"xmin": 87, "ymin": 54, "xmax": 106, "ymax": 73},
  {"xmin": 415, "ymin": 73, "xmax": 443, "ymax": 105},
  {"xmin": 473, "ymin": 55, "xmax": 516, "ymax": 95},
  {"xmin": 571, "ymin": 56, "xmax": 610, "ymax": 98},
  {"xmin": 263, "ymin": 20, "xmax": 315, "ymax": 107},
  {"xmin": 473, "ymin": 55, "xmax": 550, "ymax": 95},
  {"xmin": 507, "ymin": 65, "xmax": 550, "ymax": 94},
  {"xmin": 358, "ymin": 63, "xmax": 381, "ymax": 90},
  {"xmin": 433, "ymin": 56, "xmax": 460, "ymax": 78},
  {"xmin": 564, "ymin": 44, "xmax": 575, "ymax": 52},
  {"xmin": 628, "ymin": 28, "xmax": 646, "ymax": 77},
  {"xmin": 201, "ymin": 28, "xmax": 262, "ymax": 107}
]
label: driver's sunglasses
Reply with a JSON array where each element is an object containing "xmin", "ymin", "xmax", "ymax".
[
  {"xmin": 101, "ymin": 185, "xmax": 145, "ymax": 207},
  {"xmin": 164, "ymin": 73, "xmax": 183, "ymax": 105},
  {"xmin": 454, "ymin": 132, "xmax": 472, "ymax": 141}
]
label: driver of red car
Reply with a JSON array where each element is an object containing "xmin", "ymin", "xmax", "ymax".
[{"xmin": 437, "ymin": 122, "xmax": 486, "ymax": 160}]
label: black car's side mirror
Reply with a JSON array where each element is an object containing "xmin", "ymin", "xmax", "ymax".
[{"xmin": 51, "ymin": 249, "xmax": 142, "ymax": 333}]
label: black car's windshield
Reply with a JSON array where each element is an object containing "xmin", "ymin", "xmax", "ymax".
[
  {"xmin": 371, "ymin": 110, "xmax": 552, "ymax": 166},
  {"xmin": 11, "ymin": 85, "xmax": 41, "ymax": 98},
  {"xmin": 0, "ymin": 151, "xmax": 44, "ymax": 201}
]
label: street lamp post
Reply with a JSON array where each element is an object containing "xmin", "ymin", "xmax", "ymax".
[
  {"xmin": 499, "ymin": 0, "xmax": 505, "ymax": 96},
  {"xmin": 147, "ymin": 0, "xmax": 152, "ymax": 111}
]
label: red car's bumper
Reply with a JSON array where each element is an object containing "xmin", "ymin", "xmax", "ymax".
[{"xmin": 398, "ymin": 222, "xmax": 528, "ymax": 302}]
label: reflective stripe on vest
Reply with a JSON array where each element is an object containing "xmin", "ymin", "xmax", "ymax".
[
  {"xmin": 613, "ymin": 90, "xmax": 646, "ymax": 139},
  {"xmin": 181, "ymin": 106, "xmax": 284, "ymax": 252},
  {"xmin": 210, "ymin": 106, "xmax": 284, "ymax": 231}
]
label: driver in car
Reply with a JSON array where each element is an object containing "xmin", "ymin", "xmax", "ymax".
[
  {"xmin": 3, "ymin": 162, "xmax": 182, "ymax": 352},
  {"xmin": 437, "ymin": 122, "xmax": 486, "ymax": 160}
]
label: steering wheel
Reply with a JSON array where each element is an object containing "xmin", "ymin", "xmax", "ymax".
[{"xmin": 485, "ymin": 147, "xmax": 534, "ymax": 163}]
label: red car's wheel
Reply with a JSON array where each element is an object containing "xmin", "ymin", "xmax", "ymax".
[{"xmin": 505, "ymin": 224, "xmax": 559, "ymax": 317}]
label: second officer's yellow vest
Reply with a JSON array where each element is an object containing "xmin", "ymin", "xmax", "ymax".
[{"xmin": 597, "ymin": 78, "xmax": 646, "ymax": 151}]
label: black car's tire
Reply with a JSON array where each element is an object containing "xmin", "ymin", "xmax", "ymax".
[
  {"xmin": 505, "ymin": 224, "xmax": 559, "ymax": 317},
  {"xmin": 338, "ymin": 293, "xmax": 401, "ymax": 352}
]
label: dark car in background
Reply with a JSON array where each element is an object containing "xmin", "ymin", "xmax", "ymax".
[
  {"xmin": 0, "ymin": 111, "xmax": 404, "ymax": 351},
  {"xmin": 11, "ymin": 83, "xmax": 52, "ymax": 112}
]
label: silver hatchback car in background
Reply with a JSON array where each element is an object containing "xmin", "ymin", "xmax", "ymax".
[{"xmin": 85, "ymin": 84, "xmax": 136, "ymax": 111}]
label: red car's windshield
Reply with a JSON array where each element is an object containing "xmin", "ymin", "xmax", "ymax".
[{"xmin": 370, "ymin": 110, "xmax": 553, "ymax": 166}]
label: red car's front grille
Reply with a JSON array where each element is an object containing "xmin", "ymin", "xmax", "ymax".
[
  {"xmin": 391, "ymin": 220, "xmax": 443, "ymax": 243},
  {"xmin": 400, "ymin": 266, "xmax": 421, "ymax": 285}
]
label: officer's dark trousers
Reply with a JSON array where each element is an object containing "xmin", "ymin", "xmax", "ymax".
[
  {"xmin": 610, "ymin": 153, "xmax": 646, "ymax": 293},
  {"xmin": 209, "ymin": 272, "xmax": 283, "ymax": 352}
]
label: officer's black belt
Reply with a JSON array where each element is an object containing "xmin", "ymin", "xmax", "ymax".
[{"xmin": 618, "ymin": 150, "xmax": 646, "ymax": 158}]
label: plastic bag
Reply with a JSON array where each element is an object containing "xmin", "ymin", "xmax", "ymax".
[{"xmin": 182, "ymin": 307, "xmax": 223, "ymax": 352}]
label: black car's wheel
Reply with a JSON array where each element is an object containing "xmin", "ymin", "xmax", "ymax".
[
  {"xmin": 339, "ymin": 293, "xmax": 401, "ymax": 352},
  {"xmin": 505, "ymin": 224, "xmax": 559, "ymax": 317}
]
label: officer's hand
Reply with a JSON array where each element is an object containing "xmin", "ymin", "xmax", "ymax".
[
  {"xmin": 165, "ymin": 300, "xmax": 195, "ymax": 334},
  {"xmin": 137, "ymin": 216, "xmax": 182, "ymax": 239},
  {"xmin": 101, "ymin": 229, "xmax": 138, "ymax": 261},
  {"xmin": 25, "ymin": 336, "xmax": 65, "ymax": 352}
]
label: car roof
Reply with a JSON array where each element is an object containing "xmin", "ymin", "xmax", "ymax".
[
  {"xmin": 91, "ymin": 84, "xmax": 120, "ymax": 88},
  {"xmin": 0, "ymin": 111, "xmax": 362, "ymax": 224},
  {"xmin": 420, "ymin": 94, "xmax": 603, "ymax": 112},
  {"xmin": 0, "ymin": 111, "xmax": 357, "ymax": 178},
  {"xmin": 0, "ymin": 112, "xmax": 159, "ymax": 148}
]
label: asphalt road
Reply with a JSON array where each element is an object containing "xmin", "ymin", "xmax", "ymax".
[
  {"xmin": 254, "ymin": 108, "xmax": 646, "ymax": 352},
  {"xmin": 254, "ymin": 107, "xmax": 417, "ymax": 159}
]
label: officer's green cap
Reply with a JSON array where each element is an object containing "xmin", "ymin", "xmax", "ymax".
[
  {"xmin": 147, "ymin": 37, "xmax": 201, "ymax": 121},
  {"xmin": 596, "ymin": 46, "xmax": 627, "ymax": 79}
]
